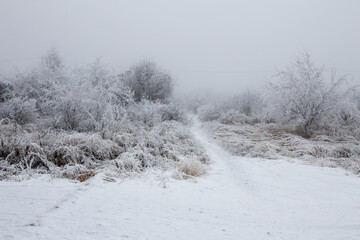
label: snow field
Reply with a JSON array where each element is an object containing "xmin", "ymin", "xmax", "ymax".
[{"xmin": 0, "ymin": 116, "xmax": 360, "ymax": 239}]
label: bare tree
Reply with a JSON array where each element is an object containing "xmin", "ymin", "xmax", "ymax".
[
  {"xmin": 266, "ymin": 52, "xmax": 350, "ymax": 137},
  {"xmin": 41, "ymin": 48, "xmax": 64, "ymax": 73}
]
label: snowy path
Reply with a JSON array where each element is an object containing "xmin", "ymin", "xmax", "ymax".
[
  {"xmin": 191, "ymin": 116, "xmax": 360, "ymax": 240},
  {"xmin": 1, "ymin": 117, "xmax": 360, "ymax": 239}
]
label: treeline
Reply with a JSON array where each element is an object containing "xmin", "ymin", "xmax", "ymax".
[
  {"xmin": 0, "ymin": 49, "xmax": 183, "ymax": 131},
  {"xmin": 196, "ymin": 52, "xmax": 360, "ymax": 138}
]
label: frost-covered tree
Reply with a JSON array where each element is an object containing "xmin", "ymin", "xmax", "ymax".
[
  {"xmin": 0, "ymin": 71, "xmax": 43, "ymax": 124},
  {"xmin": 0, "ymin": 50, "xmax": 180, "ymax": 130},
  {"xmin": 53, "ymin": 59, "xmax": 134, "ymax": 131},
  {"xmin": 1, "ymin": 49, "xmax": 68, "ymax": 120},
  {"xmin": 0, "ymin": 49, "xmax": 69, "ymax": 125},
  {"xmin": 266, "ymin": 52, "xmax": 354, "ymax": 136},
  {"xmin": 41, "ymin": 48, "xmax": 64, "ymax": 73},
  {"xmin": 121, "ymin": 60, "xmax": 173, "ymax": 103},
  {"xmin": 0, "ymin": 97, "xmax": 38, "ymax": 124}
]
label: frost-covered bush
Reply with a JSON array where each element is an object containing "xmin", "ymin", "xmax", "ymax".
[
  {"xmin": 160, "ymin": 101, "xmax": 187, "ymax": 122},
  {"xmin": 126, "ymin": 100, "xmax": 187, "ymax": 126},
  {"xmin": 179, "ymin": 160, "xmax": 208, "ymax": 177},
  {"xmin": 198, "ymin": 91, "xmax": 263, "ymax": 124},
  {"xmin": 0, "ymin": 119, "xmax": 209, "ymax": 181},
  {"xmin": 0, "ymin": 52, "xmax": 134, "ymax": 130},
  {"xmin": 0, "ymin": 97, "xmax": 38, "ymax": 124},
  {"xmin": 0, "ymin": 81, "xmax": 12, "ymax": 102},
  {"xmin": 265, "ymin": 52, "xmax": 359, "ymax": 137},
  {"xmin": 126, "ymin": 100, "xmax": 163, "ymax": 126},
  {"xmin": 0, "ymin": 50, "xmax": 181, "ymax": 132},
  {"xmin": 120, "ymin": 60, "xmax": 174, "ymax": 103},
  {"xmin": 0, "ymin": 50, "xmax": 68, "ymax": 124},
  {"xmin": 0, "ymin": 121, "xmax": 53, "ymax": 180},
  {"xmin": 41, "ymin": 48, "xmax": 64, "ymax": 73},
  {"xmin": 51, "ymin": 60, "xmax": 133, "ymax": 131}
]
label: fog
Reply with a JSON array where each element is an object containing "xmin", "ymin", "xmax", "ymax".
[{"xmin": 1, "ymin": 0, "xmax": 359, "ymax": 94}]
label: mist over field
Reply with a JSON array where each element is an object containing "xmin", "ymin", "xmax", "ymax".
[
  {"xmin": 1, "ymin": 0, "xmax": 359, "ymax": 94},
  {"xmin": 1, "ymin": 1, "xmax": 360, "ymax": 240}
]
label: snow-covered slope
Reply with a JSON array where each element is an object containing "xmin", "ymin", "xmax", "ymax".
[{"xmin": 1, "ymin": 116, "xmax": 360, "ymax": 240}]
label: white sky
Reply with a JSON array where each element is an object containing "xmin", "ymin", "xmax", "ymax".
[{"xmin": 0, "ymin": 0, "xmax": 359, "ymax": 94}]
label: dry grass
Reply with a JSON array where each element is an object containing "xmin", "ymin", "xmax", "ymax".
[
  {"xmin": 77, "ymin": 171, "xmax": 95, "ymax": 182},
  {"xmin": 179, "ymin": 160, "xmax": 208, "ymax": 177},
  {"xmin": 203, "ymin": 121, "xmax": 360, "ymax": 175},
  {"xmin": 0, "ymin": 120, "xmax": 209, "ymax": 181}
]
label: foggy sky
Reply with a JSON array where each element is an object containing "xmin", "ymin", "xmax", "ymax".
[{"xmin": 1, "ymin": 0, "xmax": 359, "ymax": 94}]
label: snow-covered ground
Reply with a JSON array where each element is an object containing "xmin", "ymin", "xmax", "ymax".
[{"xmin": 1, "ymin": 117, "xmax": 360, "ymax": 240}]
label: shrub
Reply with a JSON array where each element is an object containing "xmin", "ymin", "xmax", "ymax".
[
  {"xmin": 0, "ymin": 97, "xmax": 38, "ymax": 125},
  {"xmin": 121, "ymin": 60, "xmax": 174, "ymax": 103},
  {"xmin": 0, "ymin": 119, "xmax": 209, "ymax": 181},
  {"xmin": 265, "ymin": 52, "xmax": 358, "ymax": 136},
  {"xmin": 197, "ymin": 91, "xmax": 263, "ymax": 124},
  {"xmin": 0, "ymin": 81, "xmax": 12, "ymax": 102},
  {"xmin": 126, "ymin": 100, "xmax": 187, "ymax": 126},
  {"xmin": 179, "ymin": 159, "xmax": 207, "ymax": 177}
]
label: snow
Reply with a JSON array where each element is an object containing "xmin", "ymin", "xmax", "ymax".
[
  {"xmin": 202, "ymin": 120, "xmax": 360, "ymax": 174},
  {"xmin": 1, "ymin": 116, "xmax": 360, "ymax": 240}
]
